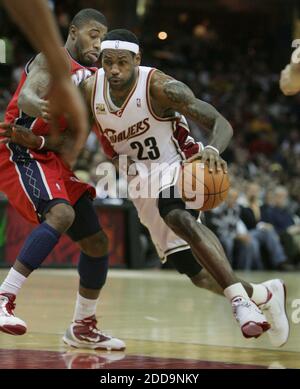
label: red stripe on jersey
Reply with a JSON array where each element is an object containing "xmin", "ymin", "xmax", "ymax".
[
  {"xmin": 99, "ymin": 134, "xmax": 118, "ymax": 159},
  {"xmin": 173, "ymin": 123, "xmax": 203, "ymax": 159},
  {"xmin": 92, "ymin": 124, "xmax": 118, "ymax": 159}
]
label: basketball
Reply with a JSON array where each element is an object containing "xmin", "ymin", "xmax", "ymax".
[{"xmin": 178, "ymin": 160, "xmax": 230, "ymax": 211}]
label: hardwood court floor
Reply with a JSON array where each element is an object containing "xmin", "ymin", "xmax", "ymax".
[{"xmin": 0, "ymin": 269, "xmax": 299, "ymax": 369}]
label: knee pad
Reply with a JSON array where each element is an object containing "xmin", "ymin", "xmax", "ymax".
[
  {"xmin": 67, "ymin": 193, "xmax": 102, "ymax": 242},
  {"xmin": 167, "ymin": 249, "xmax": 202, "ymax": 278},
  {"xmin": 18, "ymin": 222, "xmax": 61, "ymax": 270},
  {"xmin": 78, "ymin": 252, "xmax": 109, "ymax": 290}
]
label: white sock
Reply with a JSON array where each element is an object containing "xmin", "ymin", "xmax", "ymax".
[
  {"xmin": 224, "ymin": 282, "xmax": 249, "ymax": 301},
  {"xmin": 73, "ymin": 292, "xmax": 98, "ymax": 321},
  {"xmin": 0, "ymin": 268, "xmax": 27, "ymax": 296},
  {"xmin": 250, "ymin": 283, "xmax": 269, "ymax": 305}
]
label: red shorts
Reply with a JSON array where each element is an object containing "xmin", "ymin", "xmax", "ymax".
[{"xmin": 0, "ymin": 143, "xmax": 95, "ymax": 224}]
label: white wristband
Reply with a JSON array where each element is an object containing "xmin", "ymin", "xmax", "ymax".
[
  {"xmin": 37, "ymin": 136, "xmax": 45, "ymax": 150},
  {"xmin": 204, "ymin": 145, "xmax": 219, "ymax": 155}
]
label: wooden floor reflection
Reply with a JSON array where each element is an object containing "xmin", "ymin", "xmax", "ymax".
[{"xmin": 0, "ymin": 269, "xmax": 299, "ymax": 369}]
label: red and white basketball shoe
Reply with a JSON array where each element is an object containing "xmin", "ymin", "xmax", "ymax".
[
  {"xmin": 63, "ymin": 315, "xmax": 126, "ymax": 351},
  {"xmin": 0, "ymin": 293, "xmax": 27, "ymax": 335},
  {"xmin": 260, "ymin": 279, "xmax": 289, "ymax": 347},
  {"xmin": 232, "ymin": 296, "xmax": 270, "ymax": 338}
]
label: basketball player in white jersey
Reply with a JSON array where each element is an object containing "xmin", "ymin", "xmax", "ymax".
[
  {"xmin": 90, "ymin": 29, "xmax": 289, "ymax": 345},
  {"xmin": 2, "ymin": 30, "xmax": 289, "ymax": 346}
]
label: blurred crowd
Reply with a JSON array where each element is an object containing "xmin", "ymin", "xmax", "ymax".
[{"xmin": 0, "ymin": 4, "xmax": 300, "ymax": 270}]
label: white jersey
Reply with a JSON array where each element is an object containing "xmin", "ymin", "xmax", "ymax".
[
  {"xmin": 92, "ymin": 66, "xmax": 202, "ymax": 169},
  {"xmin": 92, "ymin": 65, "xmax": 203, "ymax": 259}
]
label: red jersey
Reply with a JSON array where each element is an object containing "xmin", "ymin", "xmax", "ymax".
[
  {"xmin": 0, "ymin": 50, "xmax": 97, "ymax": 224},
  {"xmin": 5, "ymin": 49, "xmax": 97, "ymax": 135}
]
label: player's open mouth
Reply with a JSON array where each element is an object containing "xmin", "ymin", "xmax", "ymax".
[
  {"xmin": 86, "ymin": 52, "xmax": 99, "ymax": 61},
  {"xmin": 110, "ymin": 78, "xmax": 121, "ymax": 84}
]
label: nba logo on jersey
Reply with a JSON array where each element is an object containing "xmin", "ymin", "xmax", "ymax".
[
  {"xmin": 115, "ymin": 41, "xmax": 120, "ymax": 49},
  {"xmin": 0, "ymin": 39, "xmax": 6, "ymax": 63},
  {"xmin": 136, "ymin": 98, "xmax": 141, "ymax": 107}
]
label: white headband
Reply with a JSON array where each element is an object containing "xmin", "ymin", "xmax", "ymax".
[{"xmin": 101, "ymin": 40, "xmax": 139, "ymax": 54}]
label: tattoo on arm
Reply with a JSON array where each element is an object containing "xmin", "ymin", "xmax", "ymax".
[
  {"xmin": 18, "ymin": 53, "xmax": 51, "ymax": 117},
  {"xmin": 151, "ymin": 71, "xmax": 233, "ymax": 152},
  {"xmin": 162, "ymin": 80, "xmax": 215, "ymax": 129},
  {"xmin": 42, "ymin": 76, "xmax": 95, "ymax": 154},
  {"xmin": 23, "ymin": 53, "xmax": 51, "ymax": 94}
]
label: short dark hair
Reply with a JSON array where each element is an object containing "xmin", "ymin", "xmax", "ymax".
[
  {"xmin": 71, "ymin": 8, "xmax": 107, "ymax": 28},
  {"xmin": 102, "ymin": 29, "xmax": 139, "ymax": 45}
]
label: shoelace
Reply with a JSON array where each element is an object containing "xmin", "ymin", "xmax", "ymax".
[
  {"xmin": 232, "ymin": 299, "xmax": 257, "ymax": 317},
  {"xmin": 75, "ymin": 317, "xmax": 110, "ymax": 337},
  {"xmin": 79, "ymin": 317, "xmax": 97, "ymax": 327},
  {"xmin": 232, "ymin": 299, "xmax": 251, "ymax": 309}
]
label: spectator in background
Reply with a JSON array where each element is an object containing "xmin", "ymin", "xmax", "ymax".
[
  {"xmin": 205, "ymin": 188, "xmax": 263, "ymax": 270},
  {"xmin": 240, "ymin": 183, "xmax": 288, "ymax": 270},
  {"xmin": 262, "ymin": 186, "xmax": 300, "ymax": 266}
]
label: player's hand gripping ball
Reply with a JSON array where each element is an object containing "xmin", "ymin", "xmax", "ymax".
[{"xmin": 178, "ymin": 160, "xmax": 230, "ymax": 211}]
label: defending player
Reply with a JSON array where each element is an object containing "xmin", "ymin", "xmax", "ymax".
[{"xmin": 0, "ymin": 10, "xmax": 125, "ymax": 351}]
